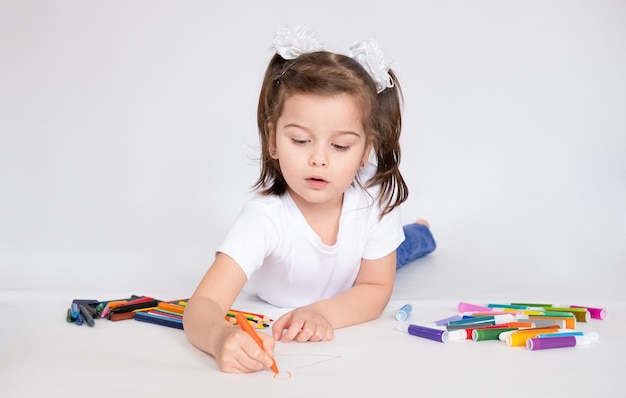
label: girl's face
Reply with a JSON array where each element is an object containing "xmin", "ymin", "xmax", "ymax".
[{"xmin": 270, "ymin": 93, "xmax": 370, "ymax": 211}]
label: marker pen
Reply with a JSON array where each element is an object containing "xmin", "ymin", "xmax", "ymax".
[
  {"xmin": 488, "ymin": 303, "xmax": 535, "ymax": 310},
  {"xmin": 536, "ymin": 331, "xmax": 599, "ymax": 341},
  {"xmin": 528, "ymin": 315, "xmax": 576, "ymax": 330},
  {"xmin": 570, "ymin": 305, "xmax": 607, "ymax": 320},
  {"xmin": 538, "ymin": 307, "xmax": 590, "ymax": 322},
  {"xmin": 465, "ymin": 322, "xmax": 533, "ymax": 340},
  {"xmin": 464, "ymin": 311, "xmax": 523, "ymax": 317},
  {"xmin": 404, "ymin": 324, "xmax": 450, "ymax": 343},
  {"xmin": 395, "ymin": 304, "xmax": 413, "ymax": 321},
  {"xmin": 516, "ymin": 303, "xmax": 602, "ymax": 321},
  {"xmin": 516, "ymin": 318, "xmax": 566, "ymax": 328},
  {"xmin": 457, "ymin": 302, "xmax": 493, "ymax": 313},
  {"xmin": 526, "ymin": 335, "xmax": 592, "ymax": 351},
  {"xmin": 427, "ymin": 314, "xmax": 463, "ymax": 327},
  {"xmin": 445, "ymin": 320, "xmax": 495, "ymax": 331},
  {"xmin": 505, "ymin": 327, "xmax": 567, "ymax": 347},
  {"xmin": 448, "ymin": 314, "xmax": 516, "ymax": 326},
  {"xmin": 472, "ymin": 327, "xmax": 519, "ymax": 341}
]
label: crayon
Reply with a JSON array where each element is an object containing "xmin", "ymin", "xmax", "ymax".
[
  {"xmin": 72, "ymin": 299, "xmax": 99, "ymax": 307},
  {"xmin": 110, "ymin": 298, "xmax": 160, "ymax": 314},
  {"xmin": 100, "ymin": 300, "xmax": 128, "ymax": 319},
  {"xmin": 109, "ymin": 311, "xmax": 137, "ymax": 321},
  {"xmin": 66, "ymin": 308, "xmax": 74, "ymax": 322},
  {"xmin": 82, "ymin": 304, "xmax": 99, "ymax": 318},
  {"xmin": 78, "ymin": 304, "xmax": 95, "ymax": 327},
  {"xmin": 235, "ymin": 313, "xmax": 279, "ymax": 374},
  {"xmin": 158, "ymin": 302, "xmax": 185, "ymax": 315},
  {"xmin": 135, "ymin": 311, "xmax": 184, "ymax": 330}
]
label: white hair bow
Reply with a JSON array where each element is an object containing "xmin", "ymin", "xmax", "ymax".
[
  {"xmin": 272, "ymin": 25, "xmax": 394, "ymax": 93},
  {"xmin": 273, "ymin": 25, "xmax": 324, "ymax": 60},
  {"xmin": 348, "ymin": 39, "xmax": 394, "ymax": 93}
]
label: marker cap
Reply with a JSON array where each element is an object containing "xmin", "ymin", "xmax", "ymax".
[{"xmin": 395, "ymin": 304, "xmax": 413, "ymax": 321}]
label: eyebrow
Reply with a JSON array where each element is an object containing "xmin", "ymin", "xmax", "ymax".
[{"xmin": 282, "ymin": 123, "xmax": 362, "ymax": 138}]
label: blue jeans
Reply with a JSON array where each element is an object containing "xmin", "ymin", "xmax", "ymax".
[{"xmin": 396, "ymin": 223, "xmax": 437, "ymax": 269}]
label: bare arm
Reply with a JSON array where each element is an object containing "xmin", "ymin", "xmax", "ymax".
[
  {"xmin": 272, "ymin": 250, "xmax": 397, "ymax": 342},
  {"xmin": 182, "ymin": 252, "xmax": 277, "ymax": 373}
]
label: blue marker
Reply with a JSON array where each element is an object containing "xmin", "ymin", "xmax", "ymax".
[
  {"xmin": 71, "ymin": 303, "xmax": 80, "ymax": 319},
  {"xmin": 395, "ymin": 304, "xmax": 412, "ymax": 321}
]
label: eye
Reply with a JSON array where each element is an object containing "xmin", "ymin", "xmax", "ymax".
[
  {"xmin": 332, "ymin": 143, "xmax": 350, "ymax": 151},
  {"xmin": 291, "ymin": 138, "xmax": 309, "ymax": 145}
]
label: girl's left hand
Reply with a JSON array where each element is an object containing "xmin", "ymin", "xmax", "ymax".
[{"xmin": 272, "ymin": 307, "xmax": 334, "ymax": 343}]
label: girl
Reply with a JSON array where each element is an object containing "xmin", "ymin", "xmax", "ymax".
[{"xmin": 183, "ymin": 26, "xmax": 435, "ymax": 373}]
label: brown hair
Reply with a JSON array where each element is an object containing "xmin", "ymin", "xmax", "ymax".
[{"xmin": 254, "ymin": 51, "xmax": 408, "ymax": 217}]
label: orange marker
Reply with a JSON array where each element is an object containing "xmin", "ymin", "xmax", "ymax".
[{"xmin": 234, "ymin": 312, "xmax": 279, "ymax": 374}]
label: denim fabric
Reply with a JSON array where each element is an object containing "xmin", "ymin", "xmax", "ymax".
[{"xmin": 396, "ymin": 223, "xmax": 437, "ymax": 269}]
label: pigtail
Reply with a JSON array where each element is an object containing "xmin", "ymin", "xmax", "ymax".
[
  {"xmin": 367, "ymin": 70, "xmax": 408, "ymax": 217},
  {"xmin": 253, "ymin": 53, "xmax": 290, "ymax": 195}
]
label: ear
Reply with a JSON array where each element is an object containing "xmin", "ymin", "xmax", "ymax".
[
  {"xmin": 360, "ymin": 144, "xmax": 372, "ymax": 168},
  {"xmin": 268, "ymin": 122, "xmax": 278, "ymax": 159}
]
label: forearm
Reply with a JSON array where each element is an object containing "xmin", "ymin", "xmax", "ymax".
[
  {"xmin": 307, "ymin": 281, "xmax": 393, "ymax": 329},
  {"xmin": 182, "ymin": 295, "xmax": 232, "ymax": 357}
]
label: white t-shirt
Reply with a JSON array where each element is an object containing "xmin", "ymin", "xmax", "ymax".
[{"xmin": 217, "ymin": 152, "xmax": 404, "ymax": 308}]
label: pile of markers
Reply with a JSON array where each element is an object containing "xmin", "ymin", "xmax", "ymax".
[
  {"xmin": 65, "ymin": 295, "xmax": 273, "ymax": 330},
  {"xmin": 396, "ymin": 301, "xmax": 607, "ymax": 351}
]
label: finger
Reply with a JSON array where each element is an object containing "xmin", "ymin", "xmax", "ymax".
[
  {"xmin": 272, "ymin": 316, "xmax": 288, "ymax": 340},
  {"xmin": 293, "ymin": 321, "xmax": 334, "ymax": 342},
  {"xmin": 279, "ymin": 318, "xmax": 306, "ymax": 342},
  {"xmin": 306, "ymin": 325, "xmax": 333, "ymax": 342},
  {"xmin": 261, "ymin": 333, "xmax": 276, "ymax": 352}
]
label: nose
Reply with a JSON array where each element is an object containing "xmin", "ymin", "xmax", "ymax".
[{"xmin": 309, "ymin": 145, "xmax": 328, "ymax": 167}]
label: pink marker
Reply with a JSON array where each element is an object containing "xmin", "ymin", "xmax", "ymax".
[
  {"xmin": 457, "ymin": 301, "xmax": 493, "ymax": 313},
  {"xmin": 570, "ymin": 305, "xmax": 607, "ymax": 320}
]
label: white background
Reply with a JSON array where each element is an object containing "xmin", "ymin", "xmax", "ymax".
[{"xmin": 1, "ymin": 0, "xmax": 625, "ymax": 299}]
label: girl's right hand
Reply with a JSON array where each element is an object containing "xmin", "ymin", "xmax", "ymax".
[{"xmin": 213, "ymin": 326, "xmax": 277, "ymax": 373}]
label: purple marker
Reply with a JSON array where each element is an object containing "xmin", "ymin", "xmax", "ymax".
[
  {"xmin": 526, "ymin": 335, "xmax": 592, "ymax": 351},
  {"xmin": 407, "ymin": 324, "xmax": 449, "ymax": 343},
  {"xmin": 427, "ymin": 314, "xmax": 463, "ymax": 327}
]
